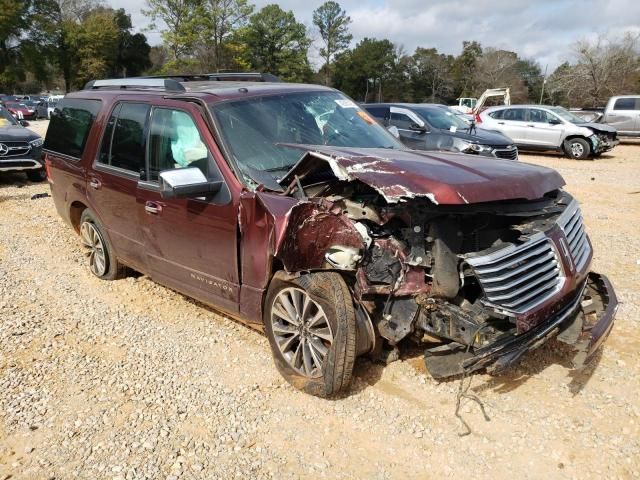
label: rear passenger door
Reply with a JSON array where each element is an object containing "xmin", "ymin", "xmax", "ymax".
[
  {"xmin": 89, "ymin": 101, "xmax": 150, "ymax": 271},
  {"xmin": 137, "ymin": 103, "xmax": 239, "ymax": 314},
  {"xmin": 495, "ymin": 108, "xmax": 529, "ymax": 144}
]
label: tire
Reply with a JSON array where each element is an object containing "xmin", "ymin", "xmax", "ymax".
[
  {"xmin": 26, "ymin": 169, "xmax": 46, "ymax": 182},
  {"xmin": 564, "ymin": 137, "xmax": 591, "ymax": 160},
  {"xmin": 79, "ymin": 209, "xmax": 128, "ymax": 280},
  {"xmin": 264, "ymin": 272, "xmax": 356, "ymax": 397}
]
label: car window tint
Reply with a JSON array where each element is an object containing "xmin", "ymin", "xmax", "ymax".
[
  {"xmin": 389, "ymin": 112, "xmax": 414, "ymax": 129},
  {"xmin": 488, "ymin": 110, "xmax": 503, "ymax": 119},
  {"xmin": 108, "ymin": 103, "xmax": 149, "ymax": 173},
  {"xmin": 44, "ymin": 98, "xmax": 101, "ymax": 158},
  {"xmin": 366, "ymin": 106, "xmax": 389, "ymax": 121},
  {"xmin": 613, "ymin": 97, "xmax": 638, "ymax": 110},
  {"xmin": 148, "ymin": 108, "xmax": 210, "ymax": 182},
  {"xmin": 502, "ymin": 108, "xmax": 526, "ymax": 121},
  {"xmin": 529, "ymin": 109, "xmax": 555, "ymax": 123}
]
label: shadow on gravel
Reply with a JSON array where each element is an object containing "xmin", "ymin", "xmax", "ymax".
[{"xmin": 0, "ymin": 172, "xmax": 48, "ymax": 202}]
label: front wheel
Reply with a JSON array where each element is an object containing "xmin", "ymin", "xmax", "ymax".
[
  {"xmin": 264, "ymin": 272, "xmax": 356, "ymax": 397},
  {"xmin": 564, "ymin": 137, "xmax": 591, "ymax": 160}
]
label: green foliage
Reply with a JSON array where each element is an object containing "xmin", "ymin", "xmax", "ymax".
[
  {"xmin": 0, "ymin": 0, "xmax": 60, "ymax": 91},
  {"xmin": 144, "ymin": 0, "xmax": 202, "ymax": 59},
  {"xmin": 312, "ymin": 1, "xmax": 352, "ymax": 85},
  {"xmin": 333, "ymin": 38, "xmax": 396, "ymax": 101},
  {"xmin": 241, "ymin": 4, "xmax": 312, "ymax": 82}
]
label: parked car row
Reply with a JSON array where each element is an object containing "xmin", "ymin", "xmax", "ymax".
[
  {"xmin": 0, "ymin": 94, "xmax": 63, "ymax": 120},
  {"xmin": 39, "ymin": 75, "xmax": 617, "ymax": 397}
]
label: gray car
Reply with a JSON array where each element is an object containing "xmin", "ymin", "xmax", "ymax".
[{"xmin": 480, "ymin": 104, "xmax": 618, "ymax": 160}]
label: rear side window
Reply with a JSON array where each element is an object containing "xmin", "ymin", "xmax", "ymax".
[
  {"xmin": 613, "ymin": 97, "xmax": 639, "ymax": 110},
  {"xmin": 98, "ymin": 102, "xmax": 150, "ymax": 173},
  {"xmin": 503, "ymin": 109, "xmax": 526, "ymax": 121},
  {"xmin": 44, "ymin": 98, "xmax": 101, "ymax": 158},
  {"xmin": 147, "ymin": 108, "xmax": 210, "ymax": 182}
]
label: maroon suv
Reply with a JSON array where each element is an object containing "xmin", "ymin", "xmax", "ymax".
[{"xmin": 44, "ymin": 76, "xmax": 617, "ymax": 397}]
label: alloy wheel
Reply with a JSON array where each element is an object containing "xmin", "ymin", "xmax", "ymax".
[
  {"xmin": 270, "ymin": 287, "xmax": 333, "ymax": 378},
  {"xmin": 80, "ymin": 221, "xmax": 107, "ymax": 277}
]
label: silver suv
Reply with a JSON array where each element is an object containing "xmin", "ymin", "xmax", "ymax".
[
  {"xmin": 479, "ymin": 105, "xmax": 618, "ymax": 160},
  {"xmin": 601, "ymin": 96, "xmax": 640, "ymax": 137}
]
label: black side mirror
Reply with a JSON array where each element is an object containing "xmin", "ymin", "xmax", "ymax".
[
  {"xmin": 548, "ymin": 118, "xmax": 562, "ymax": 125},
  {"xmin": 20, "ymin": 120, "xmax": 30, "ymax": 127},
  {"xmin": 410, "ymin": 123, "xmax": 427, "ymax": 133}
]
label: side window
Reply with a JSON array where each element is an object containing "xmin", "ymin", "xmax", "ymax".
[
  {"xmin": 613, "ymin": 97, "xmax": 638, "ymax": 110},
  {"xmin": 528, "ymin": 109, "xmax": 554, "ymax": 123},
  {"xmin": 389, "ymin": 112, "xmax": 414, "ymax": 130},
  {"xmin": 488, "ymin": 110, "xmax": 504, "ymax": 119},
  {"xmin": 366, "ymin": 106, "xmax": 390, "ymax": 122},
  {"xmin": 98, "ymin": 103, "xmax": 150, "ymax": 173},
  {"xmin": 148, "ymin": 108, "xmax": 210, "ymax": 182},
  {"xmin": 503, "ymin": 108, "xmax": 526, "ymax": 121},
  {"xmin": 44, "ymin": 98, "xmax": 101, "ymax": 158}
]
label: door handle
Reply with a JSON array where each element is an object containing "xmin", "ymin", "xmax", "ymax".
[
  {"xmin": 527, "ymin": 124, "xmax": 536, "ymax": 127},
  {"xmin": 145, "ymin": 201, "xmax": 163, "ymax": 215},
  {"xmin": 497, "ymin": 122, "xmax": 505, "ymax": 125},
  {"xmin": 89, "ymin": 178, "xmax": 101, "ymax": 189}
]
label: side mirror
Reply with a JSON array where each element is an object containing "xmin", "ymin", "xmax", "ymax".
[
  {"xmin": 387, "ymin": 125, "xmax": 400, "ymax": 138},
  {"xmin": 548, "ymin": 118, "xmax": 562, "ymax": 125},
  {"xmin": 20, "ymin": 120, "xmax": 30, "ymax": 127},
  {"xmin": 158, "ymin": 167, "xmax": 222, "ymax": 199},
  {"xmin": 410, "ymin": 123, "xmax": 427, "ymax": 133}
]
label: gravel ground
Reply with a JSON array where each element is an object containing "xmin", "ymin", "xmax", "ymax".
[{"xmin": 1, "ymin": 120, "xmax": 639, "ymax": 479}]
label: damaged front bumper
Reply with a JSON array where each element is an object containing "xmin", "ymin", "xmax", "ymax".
[
  {"xmin": 590, "ymin": 134, "xmax": 619, "ymax": 154},
  {"xmin": 424, "ymin": 272, "xmax": 617, "ymax": 378}
]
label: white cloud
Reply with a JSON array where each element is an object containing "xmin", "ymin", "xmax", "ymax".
[{"xmin": 106, "ymin": 0, "xmax": 640, "ymax": 71}]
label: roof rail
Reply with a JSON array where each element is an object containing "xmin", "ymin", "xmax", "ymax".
[
  {"xmin": 83, "ymin": 78, "xmax": 186, "ymax": 91},
  {"xmin": 140, "ymin": 72, "xmax": 282, "ymax": 83}
]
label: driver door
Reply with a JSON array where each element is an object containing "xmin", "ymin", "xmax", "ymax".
[
  {"xmin": 137, "ymin": 102, "xmax": 239, "ymax": 314},
  {"xmin": 525, "ymin": 108, "xmax": 564, "ymax": 148},
  {"xmin": 389, "ymin": 106, "xmax": 428, "ymax": 149}
]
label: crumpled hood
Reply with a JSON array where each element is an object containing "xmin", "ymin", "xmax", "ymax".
[
  {"xmin": 581, "ymin": 122, "xmax": 617, "ymax": 135},
  {"xmin": 279, "ymin": 146, "xmax": 565, "ymax": 205},
  {"xmin": 0, "ymin": 125, "xmax": 40, "ymax": 141}
]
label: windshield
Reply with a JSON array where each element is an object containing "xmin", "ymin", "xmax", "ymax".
[
  {"xmin": 0, "ymin": 107, "xmax": 18, "ymax": 126},
  {"xmin": 549, "ymin": 107, "xmax": 586, "ymax": 124},
  {"xmin": 413, "ymin": 107, "xmax": 470, "ymax": 130},
  {"xmin": 210, "ymin": 91, "xmax": 402, "ymax": 180}
]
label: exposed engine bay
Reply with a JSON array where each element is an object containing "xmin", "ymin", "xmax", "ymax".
[{"xmin": 272, "ymin": 147, "xmax": 615, "ymax": 378}]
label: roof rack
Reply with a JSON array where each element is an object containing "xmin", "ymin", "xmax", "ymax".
[
  {"xmin": 139, "ymin": 72, "xmax": 282, "ymax": 83},
  {"xmin": 84, "ymin": 78, "xmax": 186, "ymax": 92}
]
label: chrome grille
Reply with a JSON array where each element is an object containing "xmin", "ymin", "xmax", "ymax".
[
  {"xmin": 558, "ymin": 201, "xmax": 591, "ymax": 272},
  {"xmin": 492, "ymin": 145, "xmax": 518, "ymax": 160},
  {"xmin": 0, "ymin": 141, "xmax": 31, "ymax": 158},
  {"xmin": 466, "ymin": 234, "xmax": 564, "ymax": 313}
]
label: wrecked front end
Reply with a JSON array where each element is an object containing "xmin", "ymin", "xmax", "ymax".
[
  {"xmin": 272, "ymin": 147, "xmax": 617, "ymax": 378},
  {"xmin": 587, "ymin": 124, "xmax": 619, "ymax": 154}
]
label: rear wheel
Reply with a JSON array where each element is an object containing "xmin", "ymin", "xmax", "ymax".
[
  {"xmin": 79, "ymin": 209, "xmax": 127, "ymax": 280},
  {"xmin": 26, "ymin": 169, "xmax": 46, "ymax": 182},
  {"xmin": 564, "ymin": 137, "xmax": 591, "ymax": 160},
  {"xmin": 264, "ymin": 272, "xmax": 356, "ymax": 397}
]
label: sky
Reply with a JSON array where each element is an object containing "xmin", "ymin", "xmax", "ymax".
[{"xmin": 108, "ymin": 0, "xmax": 640, "ymax": 71}]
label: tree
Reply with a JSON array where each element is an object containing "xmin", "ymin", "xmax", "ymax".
[
  {"xmin": 474, "ymin": 48, "xmax": 528, "ymax": 102},
  {"xmin": 241, "ymin": 4, "xmax": 312, "ymax": 82},
  {"xmin": 143, "ymin": 0, "xmax": 202, "ymax": 65},
  {"xmin": 195, "ymin": 0, "xmax": 253, "ymax": 71},
  {"xmin": 113, "ymin": 8, "xmax": 151, "ymax": 77},
  {"xmin": 56, "ymin": 0, "xmax": 101, "ymax": 21},
  {"xmin": 546, "ymin": 33, "xmax": 639, "ymax": 107},
  {"xmin": 408, "ymin": 47, "xmax": 454, "ymax": 103},
  {"xmin": 333, "ymin": 38, "xmax": 397, "ymax": 101},
  {"xmin": 450, "ymin": 40, "xmax": 482, "ymax": 97},
  {"xmin": 312, "ymin": 1, "xmax": 352, "ymax": 86},
  {"xmin": 0, "ymin": 0, "xmax": 60, "ymax": 91}
]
